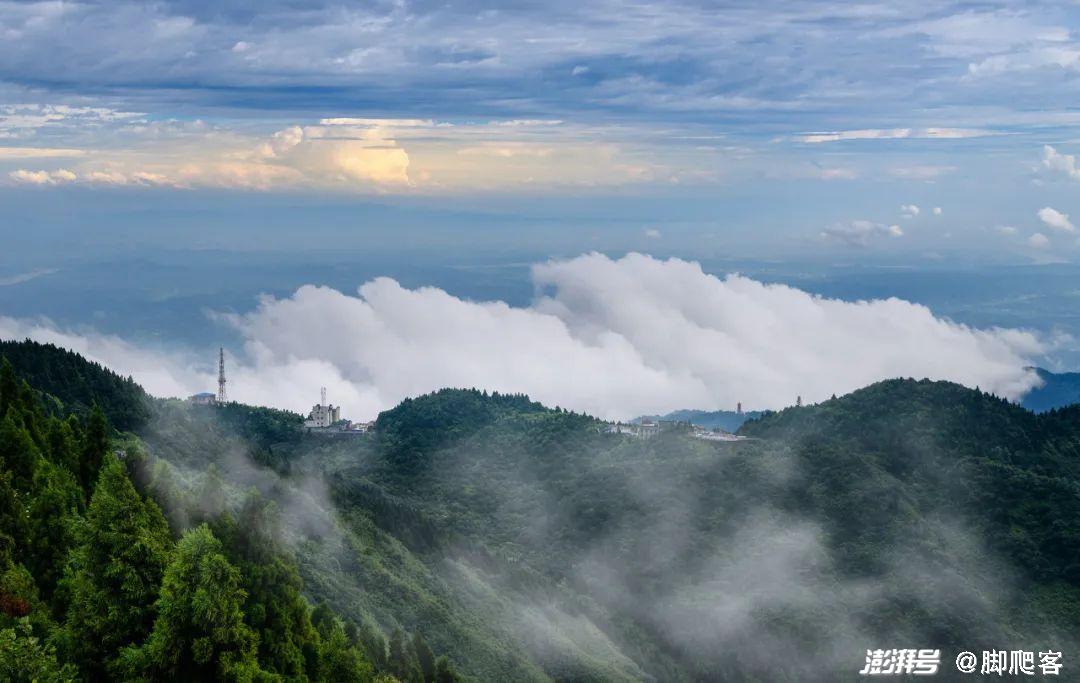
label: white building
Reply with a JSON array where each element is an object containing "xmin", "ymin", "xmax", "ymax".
[{"xmin": 305, "ymin": 402, "xmax": 341, "ymax": 428}]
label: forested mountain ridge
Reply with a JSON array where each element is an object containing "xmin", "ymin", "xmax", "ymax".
[
  {"xmin": 3, "ymin": 338, "xmax": 1080, "ymax": 681},
  {"xmin": 0, "ymin": 346, "xmax": 462, "ymax": 682},
  {"xmin": 0, "ymin": 339, "xmax": 152, "ymax": 431}
]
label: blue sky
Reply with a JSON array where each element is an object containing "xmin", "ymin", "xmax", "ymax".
[
  {"xmin": 1, "ymin": 0, "xmax": 1080, "ymax": 260},
  {"xmin": 5, "ymin": 1, "xmax": 1080, "ymax": 412}
]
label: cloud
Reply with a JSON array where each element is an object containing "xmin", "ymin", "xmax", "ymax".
[
  {"xmin": 644, "ymin": 228, "xmax": 662, "ymax": 239},
  {"xmin": 8, "ymin": 168, "xmax": 76, "ymax": 185},
  {"xmin": 795, "ymin": 128, "xmax": 995, "ymax": 144},
  {"xmin": 0, "ymin": 147, "xmax": 86, "ymax": 159},
  {"xmin": 1028, "ymin": 232, "xmax": 1050, "ymax": 249},
  {"xmin": 4, "ymin": 116, "xmax": 694, "ymax": 192},
  {"xmin": 996, "ymin": 225, "xmax": 1018, "ymax": 236},
  {"xmin": 0, "ymin": 254, "xmax": 1043, "ymax": 420},
  {"xmin": 1041, "ymin": 145, "xmax": 1080, "ymax": 181},
  {"xmin": 932, "ymin": 206, "xmax": 942, "ymax": 215},
  {"xmin": 901, "ymin": 204, "xmax": 920, "ymax": 217},
  {"xmin": 889, "ymin": 165, "xmax": 957, "ymax": 180},
  {"xmin": 820, "ymin": 220, "xmax": 903, "ymax": 247},
  {"xmin": 1037, "ymin": 206, "xmax": 1074, "ymax": 232}
]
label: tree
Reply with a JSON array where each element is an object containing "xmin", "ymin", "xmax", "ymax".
[
  {"xmin": 411, "ymin": 632, "xmax": 435, "ymax": 683},
  {"xmin": 317, "ymin": 618, "xmax": 374, "ymax": 683},
  {"xmin": 0, "ymin": 619, "xmax": 77, "ymax": 683},
  {"xmin": 0, "ymin": 358, "xmax": 16, "ymax": 418},
  {"xmin": 25, "ymin": 459, "xmax": 81, "ymax": 600},
  {"xmin": 387, "ymin": 628, "xmax": 412, "ymax": 681},
  {"xmin": 356, "ymin": 621, "xmax": 388, "ymax": 672},
  {"xmin": 119, "ymin": 524, "xmax": 261, "ymax": 681},
  {"xmin": 79, "ymin": 405, "xmax": 109, "ymax": 496},
  {"xmin": 45, "ymin": 417, "xmax": 80, "ymax": 483},
  {"xmin": 433, "ymin": 656, "xmax": 459, "ymax": 683},
  {"xmin": 197, "ymin": 463, "xmax": 227, "ymax": 522},
  {"xmin": 58, "ymin": 455, "xmax": 173, "ymax": 678},
  {"xmin": 0, "ymin": 414, "xmax": 39, "ymax": 492}
]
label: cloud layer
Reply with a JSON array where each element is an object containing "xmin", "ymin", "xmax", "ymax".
[{"xmin": 0, "ymin": 254, "xmax": 1043, "ymax": 420}]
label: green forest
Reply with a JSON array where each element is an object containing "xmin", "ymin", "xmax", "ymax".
[{"xmin": 2, "ymin": 339, "xmax": 1080, "ymax": 681}]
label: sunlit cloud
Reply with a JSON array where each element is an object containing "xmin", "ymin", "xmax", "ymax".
[
  {"xmin": 795, "ymin": 128, "xmax": 996, "ymax": 144},
  {"xmin": 820, "ymin": 220, "xmax": 903, "ymax": 247},
  {"xmin": 1037, "ymin": 206, "xmax": 1074, "ymax": 232}
]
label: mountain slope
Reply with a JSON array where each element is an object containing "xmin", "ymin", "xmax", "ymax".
[
  {"xmin": 0, "ymin": 339, "xmax": 152, "ymax": 430},
  {"xmin": 5, "ymin": 340, "xmax": 1080, "ymax": 680},
  {"xmin": 1022, "ymin": 367, "xmax": 1080, "ymax": 413}
]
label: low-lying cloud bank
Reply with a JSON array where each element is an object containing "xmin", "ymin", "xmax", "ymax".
[{"xmin": 0, "ymin": 253, "xmax": 1043, "ymax": 420}]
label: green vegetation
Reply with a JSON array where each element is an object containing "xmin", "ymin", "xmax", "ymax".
[
  {"xmin": 0, "ymin": 340, "xmax": 151, "ymax": 431},
  {"xmin": 4, "ymin": 339, "xmax": 1080, "ymax": 681},
  {"xmin": 0, "ymin": 348, "xmax": 458, "ymax": 682}
]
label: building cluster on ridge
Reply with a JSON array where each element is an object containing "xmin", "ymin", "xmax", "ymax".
[
  {"xmin": 185, "ymin": 350, "xmax": 373, "ymax": 434},
  {"xmin": 602, "ymin": 415, "xmax": 747, "ymax": 442},
  {"xmin": 304, "ymin": 386, "xmax": 372, "ymax": 434}
]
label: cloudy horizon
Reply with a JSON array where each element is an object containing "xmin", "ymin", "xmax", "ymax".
[{"xmin": 0, "ymin": 253, "xmax": 1047, "ymax": 420}]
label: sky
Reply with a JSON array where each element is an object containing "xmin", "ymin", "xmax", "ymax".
[{"xmin": 3, "ymin": 0, "xmax": 1080, "ymax": 417}]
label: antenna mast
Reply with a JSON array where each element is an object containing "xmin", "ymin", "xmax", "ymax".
[{"xmin": 217, "ymin": 347, "xmax": 227, "ymax": 403}]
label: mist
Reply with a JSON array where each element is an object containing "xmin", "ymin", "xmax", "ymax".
[{"xmin": 0, "ymin": 253, "xmax": 1044, "ymax": 422}]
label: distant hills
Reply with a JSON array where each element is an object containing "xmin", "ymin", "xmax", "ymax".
[
  {"xmin": 637, "ymin": 367, "xmax": 1080, "ymax": 428},
  {"xmin": 1022, "ymin": 367, "xmax": 1080, "ymax": 413},
  {"xmin": 633, "ymin": 407, "xmax": 767, "ymax": 432}
]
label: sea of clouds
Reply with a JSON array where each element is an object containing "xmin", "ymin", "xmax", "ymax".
[{"xmin": 0, "ymin": 253, "xmax": 1044, "ymax": 420}]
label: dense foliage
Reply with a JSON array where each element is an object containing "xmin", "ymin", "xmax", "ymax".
[
  {"xmin": 0, "ymin": 340, "xmax": 152, "ymax": 431},
  {"xmin": 6, "ymin": 341, "xmax": 1080, "ymax": 681},
  {"xmin": 0, "ymin": 353, "xmax": 460, "ymax": 682}
]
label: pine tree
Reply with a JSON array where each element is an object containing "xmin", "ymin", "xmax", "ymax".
[
  {"xmin": 25, "ymin": 459, "xmax": 81, "ymax": 600},
  {"xmin": 58, "ymin": 455, "xmax": 173, "ymax": 678},
  {"xmin": 357, "ymin": 621, "xmax": 388, "ymax": 672},
  {"xmin": 0, "ymin": 414, "xmax": 39, "ymax": 492},
  {"xmin": 433, "ymin": 656, "xmax": 459, "ymax": 683},
  {"xmin": 411, "ymin": 632, "xmax": 435, "ymax": 683},
  {"xmin": 0, "ymin": 358, "xmax": 16, "ymax": 419},
  {"xmin": 118, "ymin": 524, "xmax": 261, "ymax": 681},
  {"xmin": 44, "ymin": 418, "xmax": 80, "ymax": 483},
  {"xmin": 78, "ymin": 405, "xmax": 109, "ymax": 496},
  {"xmin": 317, "ymin": 617, "xmax": 374, "ymax": 683},
  {"xmin": 388, "ymin": 628, "xmax": 411, "ymax": 680}
]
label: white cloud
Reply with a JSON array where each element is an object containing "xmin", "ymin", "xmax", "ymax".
[
  {"xmin": 795, "ymin": 128, "xmax": 995, "ymax": 144},
  {"xmin": 0, "ymin": 147, "xmax": 85, "ymax": 159},
  {"xmin": 1028, "ymin": 232, "xmax": 1050, "ymax": 249},
  {"xmin": 901, "ymin": 204, "xmax": 920, "ymax": 217},
  {"xmin": 996, "ymin": 225, "xmax": 1018, "ymax": 236},
  {"xmin": 0, "ymin": 254, "xmax": 1043, "ymax": 420},
  {"xmin": 933, "ymin": 206, "xmax": 942, "ymax": 215},
  {"xmin": 8, "ymin": 168, "xmax": 76, "ymax": 185},
  {"xmin": 1041, "ymin": 145, "xmax": 1080, "ymax": 181},
  {"xmin": 644, "ymin": 228, "xmax": 662, "ymax": 239},
  {"xmin": 889, "ymin": 165, "xmax": 957, "ymax": 180},
  {"xmin": 820, "ymin": 220, "xmax": 903, "ymax": 247},
  {"xmin": 1037, "ymin": 206, "xmax": 1074, "ymax": 232},
  {"xmin": 4, "ymin": 117, "xmax": 691, "ymax": 192}
]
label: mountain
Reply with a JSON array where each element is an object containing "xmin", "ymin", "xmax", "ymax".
[
  {"xmin": 4, "ymin": 341, "xmax": 1080, "ymax": 681},
  {"xmin": 0, "ymin": 339, "xmax": 152, "ymax": 431},
  {"xmin": 633, "ymin": 407, "xmax": 766, "ymax": 432},
  {"xmin": 1022, "ymin": 367, "xmax": 1080, "ymax": 413}
]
